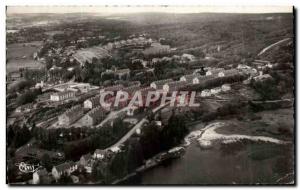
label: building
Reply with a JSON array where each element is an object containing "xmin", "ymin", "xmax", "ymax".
[
  {"xmin": 237, "ymin": 64, "xmax": 251, "ymax": 70},
  {"xmin": 70, "ymin": 175, "xmax": 79, "ymax": 184},
  {"xmin": 143, "ymin": 42, "xmax": 171, "ymax": 56},
  {"xmin": 253, "ymin": 59, "xmax": 270, "ymax": 66},
  {"xmin": 7, "ymin": 71, "xmax": 22, "ymax": 81},
  {"xmin": 100, "ymin": 84, "xmax": 123, "ymax": 94},
  {"xmin": 79, "ymin": 153, "xmax": 94, "ymax": 173},
  {"xmin": 82, "ymin": 106, "xmax": 108, "ymax": 127},
  {"xmin": 32, "ymin": 169, "xmax": 50, "ymax": 184},
  {"xmin": 163, "ymin": 81, "xmax": 188, "ymax": 92},
  {"xmin": 218, "ymin": 69, "xmax": 239, "ymax": 77},
  {"xmin": 192, "ymin": 75, "xmax": 203, "ymax": 84},
  {"xmin": 52, "ymin": 161, "xmax": 77, "ymax": 181},
  {"xmin": 211, "ymin": 87, "xmax": 222, "ymax": 94},
  {"xmin": 150, "ymin": 79, "xmax": 173, "ymax": 89},
  {"xmin": 93, "ymin": 149, "xmax": 107, "ymax": 160},
  {"xmin": 72, "ymin": 47, "xmax": 111, "ymax": 66},
  {"xmin": 206, "ymin": 68, "xmax": 225, "ymax": 76},
  {"xmin": 84, "ymin": 95, "xmax": 100, "ymax": 109},
  {"xmin": 201, "ymin": 89, "xmax": 211, "ymax": 97},
  {"xmin": 221, "ymin": 84, "xmax": 231, "ymax": 92},
  {"xmin": 69, "ymin": 83, "xmax": 94, "ymax": 93},
  {"xmin": 79, "ymin": 153, "xmax": 92, "ymax": 167},
  {"xmin": 254, "ymin": 74, "xmax": 272, "ymax": 81},
  {"xmin": 114, "ymin": 69, "xmax": 130, "ymax": 79},
  {"xmin": 180, "ymin": 74, "xmax": 200, "ymax": 83},
  {"xmin": 15, "ymin": 103, "xmax": 34, "ymax": 113},
  {"xmin": 181, "ymin": 53, "xmax": 196, "ymax": 63},
  {"xmin": 50, "ymin": 91, "xmax": 76, "ymax": 102},
  {"xmin": 58, "ymin": 105, "xmax": 84, "ymax": 126}
]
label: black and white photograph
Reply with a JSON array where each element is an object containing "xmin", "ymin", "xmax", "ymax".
[{"xmin": 5, "ymin": 5, "xmax": 295, "ymax": 185}]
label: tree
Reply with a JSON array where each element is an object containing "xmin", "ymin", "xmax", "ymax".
[
  {"xmin": 250, "ymin": 78, "xmax": 280, "ymax": 100},
  {"xmin": 160, "ymin": 114, "xmax": 188, "ymax": 150},
  {"xmin": 91, "ymin": 161, "xmax": 105, "ymax": 181},
  {"xmin": 13, "ymin": 125, "xmax": 32, "ymax": 148},
  {"xmin": 41, "ymin": 153, "xmax": 53, "ymax": 172},
  {"xmin": 140, "ymin": 122, "xmax": 161, "ymax": 159},
  {"xmin": 16, "ymin": 88, "xmax": 42, "ymax": 106},
  {"xmin": 57, "ymin": 173, "xmax": 73, "ymax": 184},
  {"xmin": 110, "ymin": 153, "xmax": 127, "ymax": 178},
  {"xmin": 126, "ymin": 138, "xmax": 144, "ymax": 172}
]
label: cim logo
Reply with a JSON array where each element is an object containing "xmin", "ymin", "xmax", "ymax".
[{"xmin": 15, "ymin": 162, "xmax": 41, "ymax": 173}]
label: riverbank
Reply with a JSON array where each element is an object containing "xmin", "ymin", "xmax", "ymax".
[
  {"xmin": 112, "ymin": 146, "xmax": 186, "ymax": 184},
  {"xmin": 122, "ymin": 118, "xmax": 294, "ymax": 185}
]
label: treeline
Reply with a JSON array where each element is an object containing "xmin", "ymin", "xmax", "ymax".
[
  {"xmin": 33, "ymin": 118, "xmax": 128, "ymax": 160},
  {"xmin": 250, "ymin": 69, "xmax": 294, "ymax": 101},
  {"xmin": 7, "ymin": 27, "xmax": 46, "ymax": 44},
  {"xmin": 90, "ymin": 113, "xmax": 189, "ymax": 184},
  {"xmin": 186, "ymin": 73, "xmax": 248, "ymax": 91}
]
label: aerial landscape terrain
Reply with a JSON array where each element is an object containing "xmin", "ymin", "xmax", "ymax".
[{"xmin": 6, "ymin": 8, "xmax": 294, "ymax": 185}]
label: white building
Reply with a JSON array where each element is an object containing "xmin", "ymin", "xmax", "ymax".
[
  {"xmin": 206, "ymin": 68, "xmax": 225, "ymax": 76},
  {"xmin": 93, "ymin": 149, "xmax": 107, "ymax": 160},
  {"xmin": 201, "ymin": 89, "xmax": 211, "ymax": 97},
  {"xmin": 180, "ymin": 74, "xmax": 199, "ymax": 83},
  {"xmin": 218, "ymin": 69, "xmax": 239, "ymax": 77},
  {"xmin": 150, "ymin": 79, "xmax": 173, "ymax": 89},
  {"xmin": 52, "ymin": 161, "xmax": 77, "ymax": 181},
  {"xmin": 221, "ymin": 84, "xmax": 231, "ymax": 92},
  {"xmin": 69, "ymin": 83, "xmax": 93, "ymax": 93},
  {"xmin": 114, "ymin": 69, "xmax": 130, "ymax": 79},
  {"xmin": 254, "ymin": 74, "xmax": 272, "ymax": 81},
  {"xmin": 32, "ymin": 169, "xmax": 48, "ymax": 184},
  {"xmin": 211, "ymin": 87, "xmax": 222, "ymax": 95},
  {"xmin": 181, "ymin": 53, "xmax": 196, "ymax": 62},
  {"xmin": 163, "ymin": 81, "xmax": 188, "ymax": 92},
  {"xmin": 82, "ymin": 106, "xmax": 107, "ymax": 127},
  {"xmin": 50, "ymin": 91, "xmax": 76, "ymax": 102},
  {"xmin": 193, "ymin": 75, "xmax": 214, "ymax": 85},
  {"xmin": 58, "ymin": 105, "xmax": 84, "ymax": 126},
  {"xmin": 237, "ymin": 64, "xmax": 251, "ymax": 70},
  {"xmin": 84, "ymin": 95, "xmax": 100, "ymax": 109}
]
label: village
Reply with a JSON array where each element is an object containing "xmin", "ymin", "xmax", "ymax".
[{"xmin": 6, "ymin": 11, "xmax": 294, "ymax": 185}]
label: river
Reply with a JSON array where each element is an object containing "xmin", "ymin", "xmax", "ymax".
[{"xmin": 121, "ymin": 123, "xmax": 294, "ymax": 185}]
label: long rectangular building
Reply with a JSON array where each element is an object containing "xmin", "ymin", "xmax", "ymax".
[
  {"xmin": 50, "ymin": 91, "xmax": 76, "ymax": 102},
  {"xmin": 82, "ymin": 106, "xmax": 108, "ymax": 127},
  {"xmin": 84, "ymin": 95, "xmax": 100, "ymax": 109},
  {"xmin": 150, "ymin": 79, "xmax": 173, "ymax": 89},
  {"xmin": 58, "ymin": 105, "xmax": 84, "ymax": 126}
]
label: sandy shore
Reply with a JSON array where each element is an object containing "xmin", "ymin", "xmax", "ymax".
[{"xmin": 185, "ymin": 122, "xmax": 290, "ymax": 148}]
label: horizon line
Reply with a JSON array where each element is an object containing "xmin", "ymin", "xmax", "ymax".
[{"xmin": 6, "ymin": 6, "xmax": 293, "ymax": 15}]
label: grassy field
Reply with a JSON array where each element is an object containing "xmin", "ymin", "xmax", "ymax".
[
  {"xmin": 6, "ymin": 41, "xmax": 44, "ymax": 73},
  {"xmin": 215, "ymin": 108, "xmax": 294, "ymax": 141}
]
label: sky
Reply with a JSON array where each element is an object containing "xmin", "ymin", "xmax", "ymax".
[{"xmin": 7, "ymin": 6, "xmax": 293, "ymax": 15}]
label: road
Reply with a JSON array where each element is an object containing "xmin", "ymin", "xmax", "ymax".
[
  {"xmin": 258, "ymin": 38, "xmax": 291, "ymax": 56},
  {"xmin": 106, "ymin": 102, "xmax": 171, "ymax": 150},
  {"xmin": 96, "ymin": 106, "xmax": 130, "ymax": 128},
  {"xmin": 106, "ymin": 118, "xmax": 148, "ymax": 150},
  {"xmin": 199, "ymin": 95, "xmax": 294, "ymax": 103}
]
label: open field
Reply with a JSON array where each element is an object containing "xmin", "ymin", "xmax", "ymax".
[
  {"xmin": 215, "ymin": 108, "xmax": 294, "ymax": 141},
  {"xmin": 6, "ymin": 41, "xmax": 44, "ymax": 73}
]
